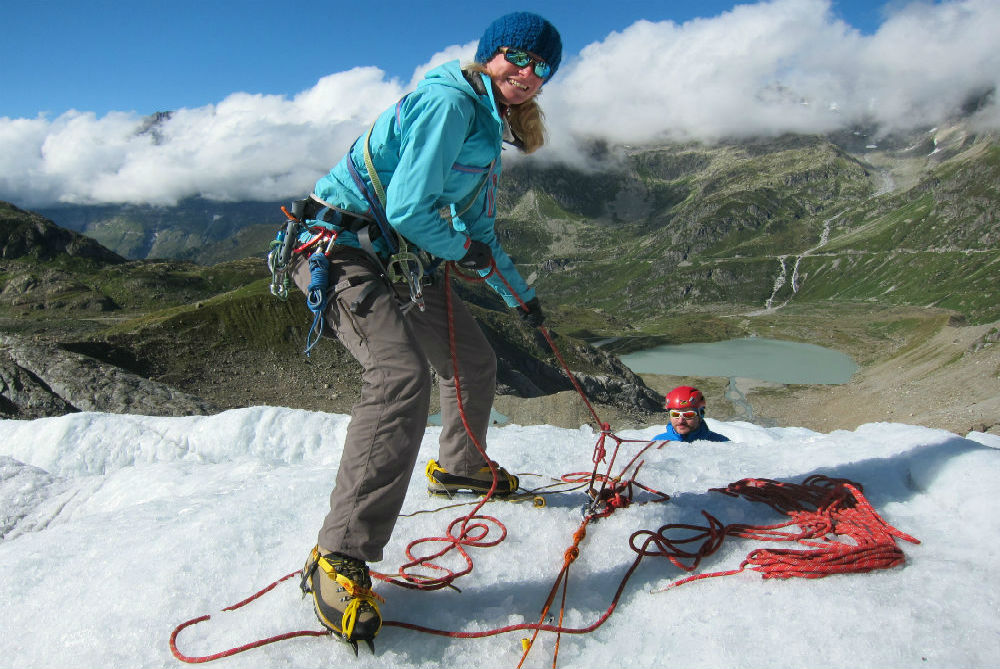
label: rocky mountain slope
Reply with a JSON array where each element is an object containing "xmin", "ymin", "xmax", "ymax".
[
  {"xmin": 0, "ymin": 202, "xmax": 662, "ymax": 422},
  {"xmin": 494, "ymin": 125, "xmax": 998, "ymax": 336}
]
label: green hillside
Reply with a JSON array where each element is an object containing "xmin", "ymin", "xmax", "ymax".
[{"xmin": 493, "ymin": 127, "xmax": 999, "ymax": 334}]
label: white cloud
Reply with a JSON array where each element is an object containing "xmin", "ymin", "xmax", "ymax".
[
  {"xmin": 406, "ymin": 40, "xmax": 478, "ymax": 91},
  {"xmin": 0, "ymin": 0, "xmax": 997, "ymax": 207},
  {"xmin": 0, "ymin": 68, "xmax": 405, "ymax": 207},
  {"xmin": 542, "ymin": 0, "xmax": 1000, "ymax": 151}
]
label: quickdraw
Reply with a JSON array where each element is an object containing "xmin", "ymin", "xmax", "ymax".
[{"xmin": 266, "ymin": 206, "xmax": 303, "ymax": 301}]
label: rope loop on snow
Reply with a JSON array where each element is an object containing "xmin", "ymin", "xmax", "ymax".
[
  {"xmin": 169, "ymin": 570, "xmax": 328, "ymax": 664},
  {"xmin": 640, "ymin": 475, "xmax": 922, "ymax": 589}
]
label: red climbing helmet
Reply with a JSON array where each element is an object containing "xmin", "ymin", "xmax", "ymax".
[{"xmin": 665, "ymin": 385, "xmax": 706, "ymax": 411}]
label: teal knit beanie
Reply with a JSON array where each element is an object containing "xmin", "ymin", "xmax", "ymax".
[{"xmin": 475, "ymin": 12, "xmax": 563, "ymax": 79}]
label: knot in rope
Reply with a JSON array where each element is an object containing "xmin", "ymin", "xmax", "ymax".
[
  {"xmin": 379, "ymin": 512, "xmax": 508, "ymax": 591},
  {"xmin": 563, "ymin": 525, "xmax": 588, "ymax": 566}
]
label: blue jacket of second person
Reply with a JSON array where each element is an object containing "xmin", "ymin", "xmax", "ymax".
[{"xmin": 652, "ymin": 421, "xmax": 730, "ymax": 443}]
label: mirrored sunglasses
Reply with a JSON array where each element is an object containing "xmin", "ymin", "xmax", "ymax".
[
  {"xmin": 500, "ymin": 47, "xmax": 551, "ymax": 79},
  {"xmin": 669, "ymin": 409, "xmax": 700, "ymax": 419}
]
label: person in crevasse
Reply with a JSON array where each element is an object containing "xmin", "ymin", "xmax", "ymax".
[
  {"xmin": 290, "ymin": 12, "xmax": 562, "ymax": 650},
  {"xmin": 652, "ymin": 385, "xmax": 730, "ymax": 443}
]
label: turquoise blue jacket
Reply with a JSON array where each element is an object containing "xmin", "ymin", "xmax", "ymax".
[{"xmin": 312, "ymin": 60, "xmax": 534, "ymax": 308}]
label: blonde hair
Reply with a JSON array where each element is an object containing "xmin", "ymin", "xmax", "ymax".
[
  {"xmin": 466, "ymin": 63, "xmax": 546, "ymax": 154},
  {"xmin": 508, "ymin": 98, "xmax": 545, "ymax": 154}
]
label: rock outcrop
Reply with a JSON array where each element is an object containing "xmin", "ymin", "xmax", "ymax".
[
  {"xmin": 0, "ymin": 335, "xmax": 216, "ymax": 419},
  {"xmin": 1, "ymin": 201, "xmax": 125, "ymax": 263}
]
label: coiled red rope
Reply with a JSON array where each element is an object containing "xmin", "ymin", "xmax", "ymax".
[{"xmin": 635, "ymin": 475, "xmax": 921, "ymax": 589}]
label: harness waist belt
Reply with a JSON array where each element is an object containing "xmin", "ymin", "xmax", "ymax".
[{"xmin": 293, "ymin": 195, "xmax": 384, "ymax": 244}]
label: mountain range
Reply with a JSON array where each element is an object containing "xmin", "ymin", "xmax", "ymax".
[
  {"xmin": 34, "ymin": 121, "xmax": 999, "ymax": 332},
  {"xmin": 2, "ymin": 119, "xmax": 998, "ymax": 431}
]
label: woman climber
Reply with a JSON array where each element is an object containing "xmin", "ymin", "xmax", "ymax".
[{"xmin": 289, "ymin": 12, "xmax": 562, "ymax": 651}]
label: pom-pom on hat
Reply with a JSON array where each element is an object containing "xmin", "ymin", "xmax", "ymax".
[{"xmin": 475, "ymin": 11, "xmax": 562, "ymax": 79}]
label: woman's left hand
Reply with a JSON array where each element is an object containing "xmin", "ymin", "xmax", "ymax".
[{"xmin": 458, "ymin": 240, "xmax": 493, "ymax": 270}]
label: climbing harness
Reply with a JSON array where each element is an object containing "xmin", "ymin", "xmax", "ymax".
[{"xmin": 266, "ymin": 190, "xmax": 419, "ymax": 354}]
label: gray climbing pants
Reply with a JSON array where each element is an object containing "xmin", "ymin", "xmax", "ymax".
[{"xmin": 291, "ymin": 246, "xmax": 497, "ymax": 561}]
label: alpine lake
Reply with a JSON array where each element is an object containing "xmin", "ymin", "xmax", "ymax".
[{"xmin": 617, "ymin": 337, "xmax": 858, "ymax": 385}]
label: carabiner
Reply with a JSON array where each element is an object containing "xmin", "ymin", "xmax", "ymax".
[{"xmin": 387, "ymin": 251, "xmax": 426, "ymax": 312}]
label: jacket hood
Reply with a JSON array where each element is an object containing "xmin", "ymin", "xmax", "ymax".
[
  {"xmin": 417, "ymin": 60, "xmax": 475, "ymax": 94},
  {"xmin": 417, "ymin": 61, "xmax": 499, "ymax": 117}
]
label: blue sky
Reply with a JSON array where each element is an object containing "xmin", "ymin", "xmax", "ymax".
[{"xmin": 5, "ymin": 0, "xmax": 894, "ymax": 119}]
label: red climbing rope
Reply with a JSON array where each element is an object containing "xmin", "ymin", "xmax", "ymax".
[
  {"xmin": 462, "ymin": 260, "xmax": 605, "ymax": 429},
  {"xmin": 366, "ymin": 261, "xmax": 521, "ymax": 592},
  {"xmin": 170, "ymin": 471, "xmax": 919, "ymax": 666},
  {"xmin": 633, "ymin": 475, "xmax": 921, "ymax": 589},
  {"xmin": 169, "ymin": 571, "xmax": 328, "ymax": 663},
  {"xmin": 368, "ymin": 259, "xmax": 623, "ymax": 590}
]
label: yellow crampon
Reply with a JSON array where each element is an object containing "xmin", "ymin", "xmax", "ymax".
[
  {"xmin": 425, "ymin": 458, "xmax": 520, "ymax": 496},
  {"xmin": 315, "ymin": 554, "xmax": 384, "ymax": 641},
  {"xmin": 301, "ymin": 546, "xmax": 383, "ymax": 654}
]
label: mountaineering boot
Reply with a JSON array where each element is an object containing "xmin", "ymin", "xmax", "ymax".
[
  {"xmin": 300, "ymin": 546, "xmax": 382, "ymax": 654},
  {"xmin": 425, "ymin": 458, "xmax": 519, "ymax": 496}
]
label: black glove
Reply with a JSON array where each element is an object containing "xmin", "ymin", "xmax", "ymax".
[
  {"xmin": 457, "ymin": 240, "xmax": 493, "ymax": 270},
  {"xmin": 517, "ymin": 297, "xmax": 545, "ymax": 328}
]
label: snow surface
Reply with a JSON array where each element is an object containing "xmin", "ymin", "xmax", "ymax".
[{"xmin": 2, "ymin": 407, "xmax": 999, "ymax": 668}]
